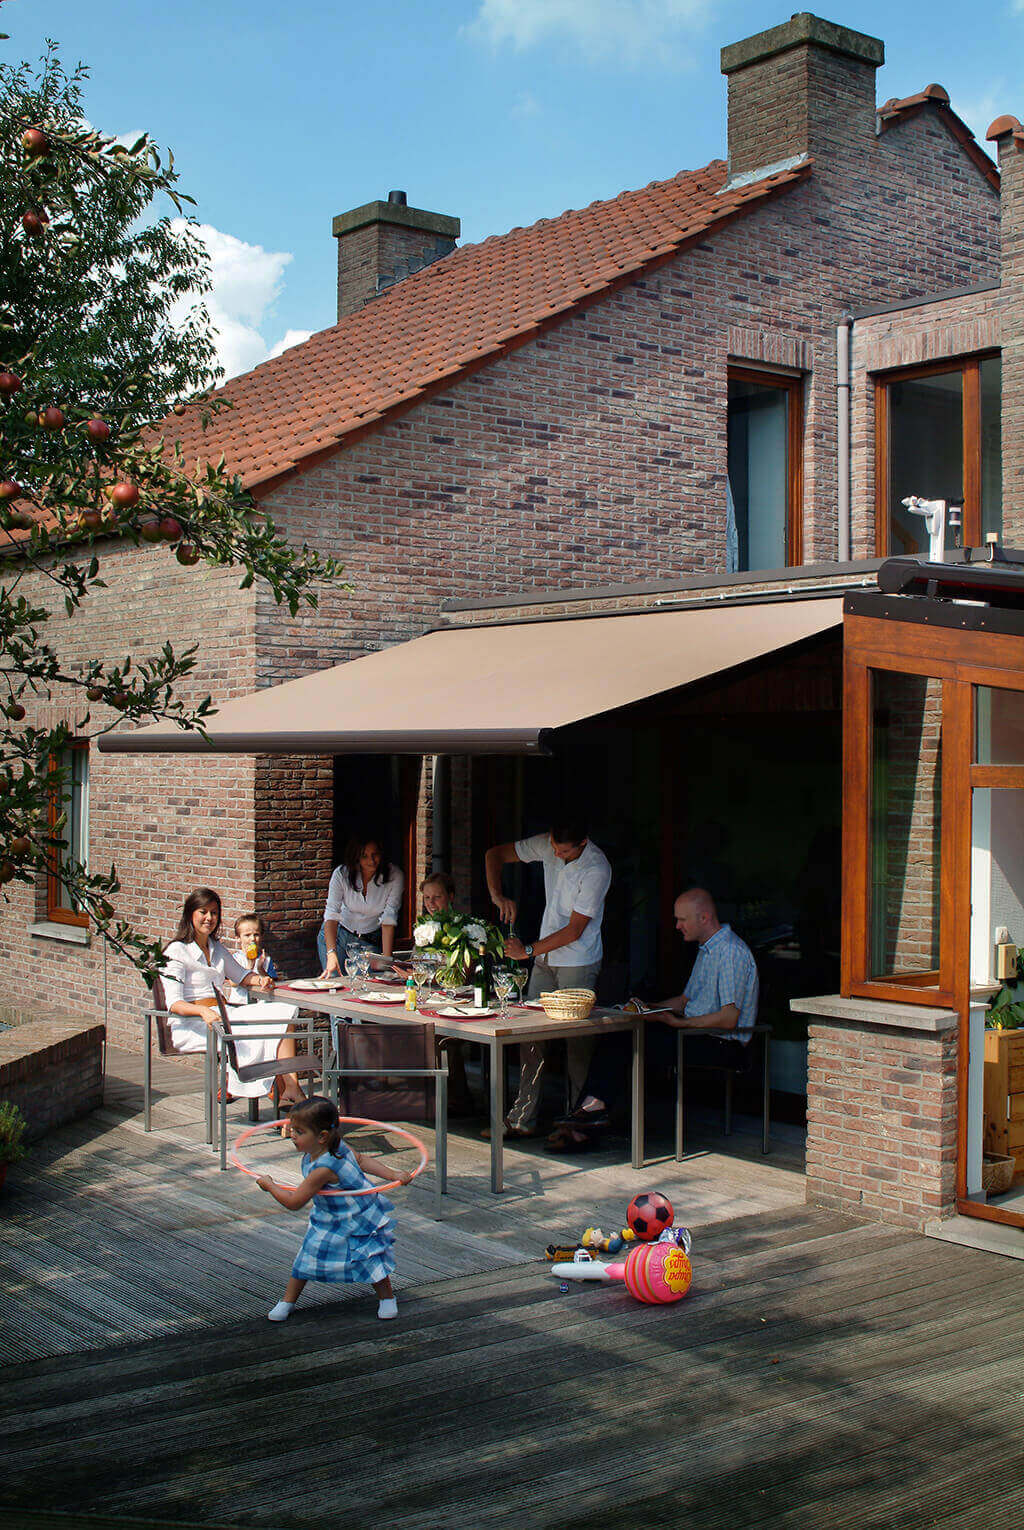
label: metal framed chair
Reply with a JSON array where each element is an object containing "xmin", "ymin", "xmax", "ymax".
[
  {"xmin": 211, "ymin": 993, "xmax": 322, "ymax": 1169},
  {"xmin": 142, "ymin": 976, "xmax": 216, "ymax": 1143},
  {"xmin": 675, "ymin": 1022, "xmax": 772, "ymax": 1159},
  {"xmin": 325, "ymin": 1015, "xmax": 449, "ymax": 1219}
]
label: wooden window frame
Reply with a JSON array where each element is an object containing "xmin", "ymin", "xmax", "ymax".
[
  {"xmin": 873, "ymin": 351, "xmax": 1000, "ymax": 557},
  {"xmin": 46, "ymin": 741, "xmax": 89, "ymax": 927},
  {"xmin": 727, "ymin": 365, "xmax": 804, "ymax": 569}
]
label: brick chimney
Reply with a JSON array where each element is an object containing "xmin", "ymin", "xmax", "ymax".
[
  {"xmin": 721, "ymin": 12, "xmax": 884, "ymax": 182},
  {"xmin": 332, "ymin": 191, "xmax": 460, "ymax": 320},
  {"xmin": 987, "ymin": 115, "xmax": 1024, "ymax": 542}
]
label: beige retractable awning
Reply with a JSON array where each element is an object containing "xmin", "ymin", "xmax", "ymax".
[{"xmin": 98, "ymin": 596, "xmax": 844, "ymax": 756}]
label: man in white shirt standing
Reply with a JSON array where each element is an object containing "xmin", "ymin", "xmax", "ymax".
[{"xmin": 485, "ymin": 818, "xmax": 612, "ymax": 1137}]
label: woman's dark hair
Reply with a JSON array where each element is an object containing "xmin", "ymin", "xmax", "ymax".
[
  {"xmin": 343, "ymin": 836, "xmax": 392, "ymax": 887},
  {"xmin": 171, "ymin": 888, "xmax": 222, "ymax": 945},
  {"xmin": 288, "ymin": 1094, "xmax": 341, "ymax": 1151},
  {"xmin": 420, "ymin": 871, "xmax": 455, "ymax": 900}
]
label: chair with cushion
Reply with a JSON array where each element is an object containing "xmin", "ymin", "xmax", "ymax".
[{"xmin": 211, "ymin": 993, "xmax": 322, "ymax": 1169}]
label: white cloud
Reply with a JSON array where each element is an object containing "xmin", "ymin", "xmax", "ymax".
[
  {"xmin": 468, "ymin": 0, "xmax": 712, "ymax": 64},
  {"xmin": 170, "ymin": 220, "xmax": 310, "ymax": 380},
  {"xmin": 267, "ymin": 328, "xmax": 313, "ymax": 360},
  {"xmin": 954, "ymin": 82, "xmax": 1010, "ymax": 145}
]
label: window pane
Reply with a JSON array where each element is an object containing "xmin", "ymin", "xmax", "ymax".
[
  {"xmin": 976, "ymin": 686, "xmax": 1024, "ymax": 765},
  {"xmin": 981, "ymin": 356, "xmax": 1002, "ymax": 543},
  {"xmin": 887, "ymin": 370, "xmax": 963, "ymax": 555},
  {"xmin": 727, "ymin": 378, "xmax": 789, "ymax": 573},
  {"xmin": 870, "ymin": 671, "xmax": 942, "ymax": 978},
  {"xmin": 55, "ymin": 747, "xmax": 88, "ymax": 912}
]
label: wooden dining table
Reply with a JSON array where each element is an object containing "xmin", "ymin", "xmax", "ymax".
[{"xmin": 275, "ymin": 982, "xmax": 646, "ymax": 1193}]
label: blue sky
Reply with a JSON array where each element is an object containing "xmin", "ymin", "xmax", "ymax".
[{"xmin": 4, "ymin": 0, "xmax": 1020, "ymax": 377}]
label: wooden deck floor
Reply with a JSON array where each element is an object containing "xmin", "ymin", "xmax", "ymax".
[{"xmin": 4, "ymin": 1053, "xmax": 1024, "ymax": 1528}]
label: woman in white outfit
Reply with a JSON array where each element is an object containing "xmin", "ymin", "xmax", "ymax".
[
  {"xmin": 162, "ymin": 887, "xmax": 305, "ymax": 1106},
  {"xmin": 318, "ymin": 838, "xmax": 404, "ymax": 975}
]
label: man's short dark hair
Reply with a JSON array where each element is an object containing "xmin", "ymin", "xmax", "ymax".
[{"xmin": 550, "ymin": 817, "xmax": 588, "ymax": 847}]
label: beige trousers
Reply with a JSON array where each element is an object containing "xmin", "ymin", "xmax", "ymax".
[{"xmin": 505, "ymin": 958, "xmax": 601, "ymax": 1130}]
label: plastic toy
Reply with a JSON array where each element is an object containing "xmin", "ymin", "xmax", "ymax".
[
  {"xmin": 626, "ymin": 1191, "xmax": 674, "ymax": 1241},
  {"xmin": 231, "ymin": 1117, "xmax": 428, "ymax": 1196},
  {"xmin": 551, "ymin": 1244, "xmax": 692, "ymax": 1305},
  {"xmin": 545, "ymin": 1243, "xmax": 584, "ymax": 1262},
  {"xmin": 582, "ymin": 1225, "xmax": 633, "ymax": 1255},
  {"xmin": 658, "ymin": 1224, "xmax": 693, "ymax": 1254}
]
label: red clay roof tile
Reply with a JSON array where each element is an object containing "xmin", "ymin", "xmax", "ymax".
[{"xmin": 151, "ymin": 158, "xmax": 809, "ymax": 493}]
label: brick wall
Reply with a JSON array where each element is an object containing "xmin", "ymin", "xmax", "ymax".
[
  {"xmin": 0, "ymin": 1020, "xmax": 105, "ymax": 1139},
  {"xmin": 0, "ymin": 545, "xmax": 259, "ymax": 1050},
  {"xmin": 991, "ymin": 126, "xmax": 1024, "ymax": 540},
  {"xmin": 805, "ymin": 1016, "xmax": 958, "ymax": 1227},
  {"xmin": 850, "ymin": 286, "xmax": 1002, "ymax": 553}
]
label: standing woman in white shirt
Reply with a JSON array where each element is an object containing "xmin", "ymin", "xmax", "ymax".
[
  {"xmin": 318, "ymin": 838, "xmax": 404, "ymax": 977},
  {"xmin": 162, "ymin": 888, "xmax": 305, "ymax": 1106}
]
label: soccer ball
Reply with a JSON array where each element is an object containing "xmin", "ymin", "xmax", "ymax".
[{"xmin": 626, "ymin": 1191, "xmax": 674, "ymax": 1241}]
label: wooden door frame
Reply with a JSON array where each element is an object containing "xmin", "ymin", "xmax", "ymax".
[
  {"xmin": 843, "ymin": 607, "xmax": 1024, "ymax": 1227},
  {"xmin": 873, "ymin": 351, "xmax": 1000, "ymax": 556},
  {"xmin": 728, "ymin": 364, "xmax": 804, "ymax": 569}
]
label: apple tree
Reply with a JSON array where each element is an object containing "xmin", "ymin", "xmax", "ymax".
[{"xmin": 0, "ymin": 45, "xmax": 346, "ymax": 976}]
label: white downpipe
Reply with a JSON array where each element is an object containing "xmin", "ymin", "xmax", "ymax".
[{"xmin": 836, "ymin": 317, "xmax": 852, "ymax": 562}]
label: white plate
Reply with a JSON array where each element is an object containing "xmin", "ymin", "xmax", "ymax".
[
  {"xmin": 435, "ymin": 1005, "xmax": 495, "ymax": 1018},
  {"xmin": 286, "ymin": 979, "xmax": 325, "ymax": 990},
  {"xmin": 523, "ymin": 1000, "xmax": 546, "ymax": 1010},
  {"xmin": 358, "ymin": 990, "xmax": 407, "ymax": 1003}
]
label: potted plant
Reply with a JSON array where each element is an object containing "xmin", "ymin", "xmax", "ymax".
[
  {"xmin": 0, "ymin": 1101, "xmax": 28, "ymax": 1189},
  {"xmin": 413, "ymin": 910, "xmax": 505, "ymax": 989}
]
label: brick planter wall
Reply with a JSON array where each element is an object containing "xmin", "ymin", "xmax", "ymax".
[
  {"xmin": 0, "ymin": 1020, "xmax": 105, "ymax": 1140},
  {"xmin": 794, "ymin": 996, "xmax": 958, "ymax": 1229}
]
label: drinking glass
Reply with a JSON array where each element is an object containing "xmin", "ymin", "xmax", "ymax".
[
  {"xmin": 511, "ymin": 965, "xmax": 528, "ymax": 1008},
  {"xmin": 493, "ymin": 969, "xmax": 515, "ymax": 1019},
  {"xmin": 344, "ymin": 949, "xmax": 362, "ymax": 995}
]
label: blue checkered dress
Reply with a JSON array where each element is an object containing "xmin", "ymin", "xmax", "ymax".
[{"xmin": 291, "ymin": 1144, "xmax": 396, "ymax": 1285}]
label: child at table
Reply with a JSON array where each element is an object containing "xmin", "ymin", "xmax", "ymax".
[
  {"xmin": 225, "ymin": 912, "xmax": 279, "ymax": 1004},
  {"xmin": 257, "ymin": 1095, "xmax": 413, "ymax": 1322}
]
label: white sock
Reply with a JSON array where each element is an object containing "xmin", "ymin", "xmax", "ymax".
[
  {"xmin": 377, "ymin": 1297, "xmax": 398, "ymax": 1320},
  {"xmin": 267, "ymin": 1300, "xmax": 294, "ymax": 1322}
]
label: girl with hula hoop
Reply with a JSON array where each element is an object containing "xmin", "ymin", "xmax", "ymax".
[{"xmin": 257, "ymin": 1096, "xmax": 414, "ymax": 1322}]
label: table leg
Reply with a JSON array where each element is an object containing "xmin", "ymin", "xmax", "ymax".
[
  {"xmin": 490, "ymin": 1038, "xmax": 504, "ymax": 1193},
  {"xmin": 144, "ymin": 1013, "xmax": 152, "ymax": 1133},
  {"xmin": 631, "ymin": 1018, "xmax": 646, "ymax": 1170},
  {"xmin": 675, "ymin": 1029, "xmax": 685, "ymax": 1162},
  {"xmin": 435, "ymin": 1064, "xmax": 447, "ymax": 1219},
  {"xmin": 219, "ymin": 1044, "xmax": 228, "ymax": 1172},
  {"xmin": 762, "ymin": 1030, "xmax": 771, "ymax": 1156}
]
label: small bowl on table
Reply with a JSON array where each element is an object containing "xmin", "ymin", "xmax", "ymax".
[{"xmin": 539, "ymin": 989, "xmax": 595, "ymax": 1021}]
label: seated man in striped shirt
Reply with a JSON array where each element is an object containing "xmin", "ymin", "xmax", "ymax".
[{"xmin": 548, "ymin": 887, "xmax": 759, "ymax": 1151}]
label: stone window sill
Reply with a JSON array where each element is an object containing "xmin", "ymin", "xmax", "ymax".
[{"xmin": 30, "ymin": 920, "xmax": 91, "ymax": 947}]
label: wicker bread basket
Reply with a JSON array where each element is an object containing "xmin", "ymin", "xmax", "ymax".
[
  {"xmin": 539, "ymin": 989, "xmax": 596, "ymax": 1021},
  {"xmin": 981, "ymin": 1153, "xmax": 1016, "ymax": 1194}
]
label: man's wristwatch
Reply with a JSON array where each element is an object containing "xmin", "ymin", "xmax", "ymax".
[{"xmin": 524, "ymin": 943, "xmax": 534, "ymax": 959}]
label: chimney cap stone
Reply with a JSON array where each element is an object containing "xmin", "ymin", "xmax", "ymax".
[
  {"xmin": 333, "ymin": 199, "xmax": 460, "ymax": 241},
  {"xmin": 721, "ymin": 12, "xmax": 884, "ymax": 75},
  {"xmin": 986, "ymin": 114, "xmax": 1023, "ymax": 142}
]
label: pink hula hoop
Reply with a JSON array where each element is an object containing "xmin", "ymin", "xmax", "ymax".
[{"xmin": 231, "ymin": 1117, "xmax": 428, "ymax": 1196}]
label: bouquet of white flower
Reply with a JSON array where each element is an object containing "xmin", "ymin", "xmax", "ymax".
[{"xmin": 412, "ymin": 909, "xmax": 505, "ymax": 986}]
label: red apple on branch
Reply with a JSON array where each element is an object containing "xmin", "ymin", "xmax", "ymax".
[
  {"xmin": 175, "ymin": 542, "xmax": 200, "ymax": 566},
  {"xmin": 139, "ymin": 515, "xmax": 162, "ymax": 542},
  {"xmin": 86, "ymin": 417, "xmax": 111, "ymax": 443},
  {"xmin": 4, "ymin": 703, "xmax": 26, "ymax": 721},
  {"xmin": 0, "ymin": 480, "xmax": 21, "ymax": 501},
  {"xmin": 22, "ymin": 208, "xmax": 49, "ymax": 237},
  {"xmin": 159, "ymin": 516, "xmax": 183, "ymax": 542},
  {"xmin": 108, "ymin": 481, "xmax": 139, "ymax": 508},
  {"xmin": 21, "ymin": 128, "xmax": 50, "ymax": 158},
  {"xmin": 0, "ymin": 372, "xmax": 22, "ymax": 395},
  {"xmin": 40, "ymin": 406, "xmax": 65, "ymax": 431},
  {"xmin": 79, "ymin": 509, "xmax": 103, "ymax": 531}
]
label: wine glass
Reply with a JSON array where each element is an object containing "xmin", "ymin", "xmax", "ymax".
[
  {"xmin": 493, "ymin": 968, "xmax": 515, "ymax": 1019},
  {"xmin": 344, "ymin": 948, "xmax": 362, "ymax": 995},
  {"xmin": 511, "ymin": 965, "xmax": 528, "ymax": 1009},
  {"xmin": 355, "ymin": 948, "xmax": 372, "ymax": 989}
]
